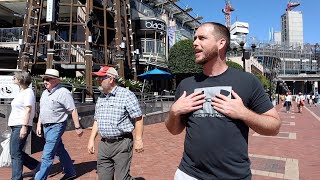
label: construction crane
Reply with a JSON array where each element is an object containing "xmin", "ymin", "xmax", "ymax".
[
  {"xmin": 286, "ymin": 0, "xmax": 300, "ymax": 11},
  {"xmin": 222, "ymin": 0, "xmax": 235, "ymax": 29}
]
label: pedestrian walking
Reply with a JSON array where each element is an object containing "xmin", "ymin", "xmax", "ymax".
[
  {"xmin": 311, "ymin": 94, "xmax": 318, "ymax": 107},
  {"xmin": 87, "ymin": 66, "xmax": 144, "ymax": 180},
  {"xmin": 296, "ymin": 92, "xmax": 305, "ymax": 113},
  {"xmin": 35, "ymin": 69, "xmax": 83, "ymax": 180},
  {"xmin": 284, "ymin": 92, "xmax": 292, "ymax": 113},
  {"xmin": 308, "ymin": 94, "xmax": 312, "ymax": 106},
  {"xmin": 8, "ymin": 71, "xmax": 40, "ymax": 180},
  {"xmin": 165, "ymin": 22, "xmax": 281, "ymax": 179},
  {"xmin": 307, "ymin": 94, "xmax": 311, "ymax": 105}
]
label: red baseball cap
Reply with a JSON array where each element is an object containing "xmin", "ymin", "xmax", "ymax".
[{"xmin": 92, "ymin": 66, "xmax": 118, "ymax": 78}]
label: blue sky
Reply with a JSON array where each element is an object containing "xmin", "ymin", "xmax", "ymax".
[{"xmin": 176, "ymin": 0, "xmax": 319, "ymax": 44}]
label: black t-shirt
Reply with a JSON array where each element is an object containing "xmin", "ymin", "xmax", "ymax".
[{"xmin": 176, "ymin": 67, "xmax": 273, "ymax": 179}]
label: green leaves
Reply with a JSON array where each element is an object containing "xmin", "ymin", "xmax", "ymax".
[
  {"xmin": 117, "ymin": 77, "xmax": 143, "ymax": 92},
  {"xmin": 61, "ymin": 76, "xmax": 86, "ymax": 86},
  {"xmin": 255, "ymin": 74, "xmax": 271, "ymax": 90},
  {"xmin": 168, "ymin": 39, "xmax": 202, "ymax": 74},
  {"xmin": 226, "ymin": 60, "xmax": 243, "ymax": 71}
]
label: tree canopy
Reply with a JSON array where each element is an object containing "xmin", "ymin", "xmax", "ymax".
[
  {"xmin": 226, "ymin": 60, "xmax": 243, "ymax": 71},
  {"xmin": 168, "ymin": 39, "xmax": 202, "ymax": 74},
  {"xmin": 255, "ymin": 73, "xmax": 271, "ymax": 90}
]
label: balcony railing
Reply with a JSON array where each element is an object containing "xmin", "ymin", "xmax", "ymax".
[
  {"xmin": 131, "ymin": 0, "xmax": 157, "ymax": 17},
  {"xmin": 0, "ymin": 27, "xmax": 22, "ymax": 42}
]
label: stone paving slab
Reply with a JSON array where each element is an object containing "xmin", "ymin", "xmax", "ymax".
[{"xmin": 1, "ymin": 102, "xmax": 320, "ymax": 179}]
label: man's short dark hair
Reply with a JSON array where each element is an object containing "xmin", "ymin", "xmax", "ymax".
[{"xmin": 200, "ymin": 22, "xmax": 230, "ymax": 52}]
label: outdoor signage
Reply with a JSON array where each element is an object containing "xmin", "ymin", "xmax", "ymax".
[
  {"xmin": 0, "ymin": 76, "xmax": 19, "ymax": 99},
  {"xmin": 138, "ymin": 19, "xmax": 166, "ymax": 31},
  {"xmin": 46, "ymin": 0, "xmax": 55, "ymax": 22}
]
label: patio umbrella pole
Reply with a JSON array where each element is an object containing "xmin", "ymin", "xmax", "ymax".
[
  {"xmin": 141, "ymin": 52, "xmax": 152, "ymax": 93},
  {"xmin": 141, "ymin": 79, "xmax": 147, "ymax": 93}
]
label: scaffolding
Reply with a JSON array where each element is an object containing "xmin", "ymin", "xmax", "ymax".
[{"xmin": 19, "ymin": 0, "xmax": 134, "ymax": 100}]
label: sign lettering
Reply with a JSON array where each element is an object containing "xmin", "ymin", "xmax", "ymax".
[
  {"xmin": 138, "ymin": 20, "xmax": 166, "ymax": 31},
  {"xmin": 46, "ymin": 0, "xmax": 55, "ymax": 22}
]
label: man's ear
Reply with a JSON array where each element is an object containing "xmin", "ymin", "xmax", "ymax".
[{"xmin": 218, "ymin": 38, "xmax": 227, "ymax": 50}]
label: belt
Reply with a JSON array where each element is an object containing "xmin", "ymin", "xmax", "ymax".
[
  {"xmin": 101, "ymin": 133, "xmax": 133, "ymax": 143},
  {"xmin": 43, "ymin": 123, "xmax": 58, "ymax": 128}
]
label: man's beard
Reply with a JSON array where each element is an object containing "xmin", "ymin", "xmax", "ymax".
[
  {"xmin": 195, "ymin": 46, "xmax": 218, "ymax": 65},
  {"xmin": 99, "ymin": 84, "xmax": 111, "ymax": 92}
]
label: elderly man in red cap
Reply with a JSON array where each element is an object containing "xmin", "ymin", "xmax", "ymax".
[
  {"xmin": 87, "ymin": 66, "xmax": 144, "ymax": 180},
  {"xmin": 35, "ymin": 69, "xmax": 83, "ymax": 180}
]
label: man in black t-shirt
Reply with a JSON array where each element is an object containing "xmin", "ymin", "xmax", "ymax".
[{"xmin": 165, "ymin": 22, "xmax": 281, "ymax": 179}]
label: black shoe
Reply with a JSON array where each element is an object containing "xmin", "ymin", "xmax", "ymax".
[
  {"xmin": 22, "ymin": 164, "xmax": 40, "ymax": 178},
  {"xmin": 59, "ymin": 174, "xmax": 77, "ymax": 180},
  {"xmin": 22, "ymin": 171, "xmax": 35, "ymax": 178}
]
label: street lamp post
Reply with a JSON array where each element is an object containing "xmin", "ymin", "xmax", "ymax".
[
  {"xmin": 277, "ymin": 80, "xmax": 283, "ymax": 104},
  {"xmin": 239, "ymin": 41, "xmax": 245, "ymax": 71},
  {"xmin": 304, "ymin": 80, "xmax": 308, "ymax": 94},
  {"xmin": 251, "ymin": 43, "xmax": 256, "ymax": 56},
  {"xmin": 316, "ymin": 43, "xmax": 319, "ymax": 73},
  {"xmin": 132, "ymin": 49, "xmax": 140, "ymax": 80}
]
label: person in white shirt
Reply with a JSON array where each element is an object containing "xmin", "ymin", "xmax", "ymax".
[
  {"xmin": 284, "ymin": 92, "xmax": 292, "ymax": 113},
  {"xmin": 307, "ymin": 94, "xmax": 311, "ymax": 105},
  {"xmin": 8, "ymin": 71, "xmax": 39, "ymax": 180},
  {"xmin": 296, "ymin": 92, "xmax": 305, "ymax": 113}
]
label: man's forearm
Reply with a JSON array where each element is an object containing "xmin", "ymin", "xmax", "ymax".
[
  {"xmin": 89, "ymin": 121, "xmax": 98, "ymax": 141},
  {"xmin": 37, "ymin": 116, "xmax": 41, "ymax": 126},
  {"xmin": 242, "ymin": 108, "xmax": 281, "ymax": 136},
  {"xmin": 134, "ymin": 116, "xmax": 144, "ymax": 140},
  {"xmin": 71, "ymin": 108, "xmax": 81, "ymax": 128},
  {"xmin": 165, "ymin": 111, "xmax": 185, "ymax": 135}
]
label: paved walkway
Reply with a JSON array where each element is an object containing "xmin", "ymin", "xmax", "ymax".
[{"xmin": 1, "ymin": 101, "xmax": 320, "ymax": 179}]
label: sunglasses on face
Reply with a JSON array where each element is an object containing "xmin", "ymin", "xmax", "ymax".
[
  {"xmin": 43, "ymin": 78, "xmax": 53, "ymax": 82},
  {"xmin": 96, "ymin": 75, "xmax": 112, "ymax": 81}
]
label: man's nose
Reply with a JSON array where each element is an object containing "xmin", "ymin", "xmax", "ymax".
[{"xmin": 193, "ymin": 38, "xmax": 199, "ymax": 46}]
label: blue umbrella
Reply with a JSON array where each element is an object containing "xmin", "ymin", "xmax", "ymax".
[{"xmin": 138, "ymin": 68, "xmax": 172, "ymax": 80}]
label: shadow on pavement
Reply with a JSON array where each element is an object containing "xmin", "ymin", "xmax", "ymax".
[
  {"xmin": 43, "ymin": 160, "xmax": 97, "ymax": 178},
  {"xmin": 134, "ymin": 177, "xmax": 146, "ymax": 180},
  {"xmin": 74, "ymin": 161, "xmax": 97, "ymax": 177}
]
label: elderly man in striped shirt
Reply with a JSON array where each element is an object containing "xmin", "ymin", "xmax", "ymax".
[
  {"xmin": 87, "ymin": 66, "xmax": 144, "ymax": 180},
  {"xmin": 35, "ymin": 69, "xmax": 83, "ymax": 180}
]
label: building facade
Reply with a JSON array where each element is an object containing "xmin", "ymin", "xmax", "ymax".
[{"xmin": 281, "ymin": 11, "xmax": 303, "ymax": 48}]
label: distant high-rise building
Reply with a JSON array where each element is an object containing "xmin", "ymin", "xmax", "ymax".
[
  {"xmin": 273, "ymin": 31, "xmax": 281, "ymax": 44},
  {"xmin": 281, "ymin": 11, "xmax": 303, "ymax": 48}
]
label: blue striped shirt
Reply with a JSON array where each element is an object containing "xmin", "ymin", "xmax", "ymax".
[
  {"xmin": 94, "ymin": 86, "xmax": 142, "ymax": 138},
  {"xmin": 39, "ymin": 84, "xmax": 75, "ymax": 124}
]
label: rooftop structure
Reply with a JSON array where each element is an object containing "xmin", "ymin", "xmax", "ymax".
[{"xmin": 230, "ymin": 21, "xmax": 249, "ymax": 48}]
